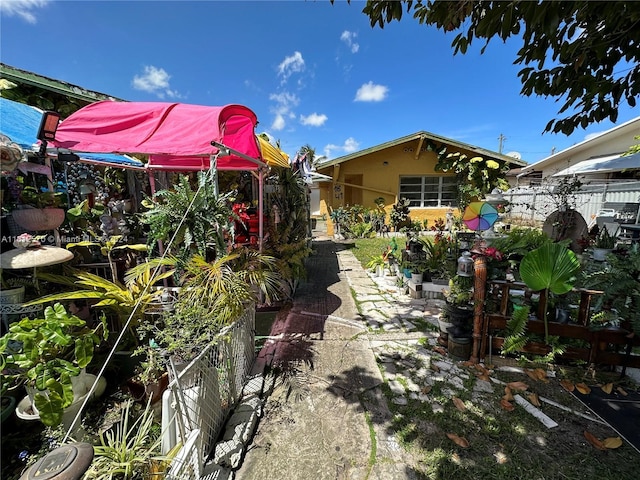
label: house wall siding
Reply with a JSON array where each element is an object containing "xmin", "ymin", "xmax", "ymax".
[{"xmin": 318, "ymin": 141, "xmax": 490, "ymax": 235}]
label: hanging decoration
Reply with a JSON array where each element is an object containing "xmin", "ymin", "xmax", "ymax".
[{"xmin": 463, "ymin": 201, "xmax": 499, "ymax": 231}]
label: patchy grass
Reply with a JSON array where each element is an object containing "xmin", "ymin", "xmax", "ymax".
[
  {"xmin": 351, "ymin": 237, "xmax": 400, "ymax": 268},
  {"xmin": 354, "ymin": 236, "xmax": 640, "ymax": 478},
  {"xmin": 377, "ymin": 353, "xmax": 640, "ymax": 480}
]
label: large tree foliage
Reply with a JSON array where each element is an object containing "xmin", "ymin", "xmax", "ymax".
[{"xmin": 348, "ymin": 1, "xmax": 640, "ymax": 135}]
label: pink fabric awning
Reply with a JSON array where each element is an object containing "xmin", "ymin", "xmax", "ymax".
[{"xmin": 51, "ymin": 101, "xmax": 264, "ymax": 170}]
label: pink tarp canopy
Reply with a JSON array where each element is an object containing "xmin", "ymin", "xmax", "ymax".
[{"xmin": 50, "ymin": 101, "xmax": 264, "ymax": 170}]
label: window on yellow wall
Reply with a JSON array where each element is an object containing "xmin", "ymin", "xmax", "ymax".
[{"xmin": 399, "ymin": 176, "xmax": 457, "ymax": 207}]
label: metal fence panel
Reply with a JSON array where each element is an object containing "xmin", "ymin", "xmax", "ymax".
[
  {"xmin": 504, "ymin": 181, "xmax": 640, "ymax": 227},
  {"xmin": 165, "ymin": 305, "xmax": 256, "ymax": 479}
]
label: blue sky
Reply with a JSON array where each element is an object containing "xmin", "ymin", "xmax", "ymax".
[{"xmin": 1, "ymin": 0, "xmax": 637, "ymax": 164}]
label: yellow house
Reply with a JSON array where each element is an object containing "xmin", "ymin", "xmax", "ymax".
[{"xmin": 313, "ymin": 131, "xmax": 527, "ymax": 235}]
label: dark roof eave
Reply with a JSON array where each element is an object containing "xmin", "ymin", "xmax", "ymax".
[{"xmin": 0, "ymin": 63, "xmax": 125, "ymax": 104}]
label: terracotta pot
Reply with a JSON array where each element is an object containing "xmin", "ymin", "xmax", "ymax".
[
  {"xmin": 12, "ymin": 207, "xmax": 65, "ymax": 231},
  {"xmin": 127, "ymin": 371, "xmax": 169, "ymax": 404}
]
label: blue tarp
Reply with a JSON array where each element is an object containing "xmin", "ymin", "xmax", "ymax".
[{"xmin": 0, "ymin": 97, "xmax": 145, "ymax": 168}]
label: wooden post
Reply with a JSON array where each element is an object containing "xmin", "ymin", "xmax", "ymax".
[{"xmin": 471, "ymin": 254, "xmax": 487, "ymax": 363}]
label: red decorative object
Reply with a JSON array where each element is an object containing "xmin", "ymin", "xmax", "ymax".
[{"xmin": 232, "ymin": 203, "xmax": 251, "ymax": 222}]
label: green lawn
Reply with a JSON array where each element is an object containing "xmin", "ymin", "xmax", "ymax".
[{"xmin": 350, "ymin": 237, "xmax": 399, "ymax": 268}]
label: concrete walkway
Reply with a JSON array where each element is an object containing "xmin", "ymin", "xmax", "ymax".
[
  {"xmin": 234, "ymin": 235, "xmax": 446, "ymax": 480},
  {"xmin": 221, "ymin": 230, "xmax": 640, "ymax": 480}
]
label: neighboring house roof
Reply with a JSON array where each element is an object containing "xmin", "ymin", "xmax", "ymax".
[
  {"xmin": 519, "ymin": 116, "xmax": 640, "ymax": 176},
  {"xmin": 0, "ymin": 62, "xmax": 124, "ymax": 106},
  {"xmin": 551, "ymin": 151, "xmax": 640, "ymax": 177},
  {"xmin": 317, "ymin": 131, "xmax": 528, "ymax": 169}
]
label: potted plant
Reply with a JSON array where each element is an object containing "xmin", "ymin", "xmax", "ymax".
[
  {"xmin": 444, "ymin": 275, "xmax": 474, "ymax": 316},
  {"xmin": 366, "ymin": 254, "xmax": 387, "ymax": 277},
  {"xmin": 397, "ymin": 259, "xmax": 411, "ymax": 279},
  {"xmin": 11, "ymin": 186, "xmax": 67, "ymax": 231},
  {"xmin": 408, "ymin": 257, "xmax": 429, "ymax": 283},
  {"xmin": 576, "ymin": 243, "xmax": 640, "ymax": 335},
  {"xmin": 67, "ymin": 233, "xmax": 148, "ymax": 283},
  {"xmin": 0, "ymin": 303, "xmax": 107, "ymax": 427},
  {"xmin": 440, "ymin": 275, "xmax": 474, "ymax": 340},
  {"xmin": 418, "ymin": 236, "xmax": 452, "ymax": 284},
  {"xmin": 28, "ymin": 259, "xmax": 175, "ymax": 351},
  {"xmin": 142, "ymin": 171, "xmax": 238, "ymax": 260},
  {"xmin": 389, "ymin": 198, "xmax": 411, "ymax": 232},
  {"xmin": 589, "ymin": 310, "xmax": 620, "ymax": 331},
  {"xmin": 84, "ymin": 398, "xmax": 168, "ymax": 480},
  {"xmin": 1, "ymin": 380, "xmax": 17, "ymax": 424},
  {"xmin": 141, "ymin": 248, "xmax": 282, "ymax": 365},
  {"xmin": 0, "ymin": 267, "xmax": 26, "ymax": 305},
  {"xmin": 127, "ymin": 341, "xmax": 169, "ymax": 404},
  {"xmin": 519, "ymin": 241, "xmax": 581, "ymax": 344},
  {"xmin": 592, "ymin": 227, "xmax": 617, "ymax": 261}
]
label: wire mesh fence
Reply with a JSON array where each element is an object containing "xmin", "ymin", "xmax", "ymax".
[
  {"xmin": 164, "ymin": 305, "xmax": 256, "ymax": 479},
  {"xmin": 504, "ymin": 181, "xmax": 640, "ymax": 228}
]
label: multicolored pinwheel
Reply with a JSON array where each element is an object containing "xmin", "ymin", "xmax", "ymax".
[{"xmin": 462, "ymin": 202, "xmax": 499, "ymax": 231}]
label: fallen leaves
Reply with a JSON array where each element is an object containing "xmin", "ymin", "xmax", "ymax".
[
  {"xmin": 500, "ymin": 399, "xmax": 515, "ymax": 411},
  {"xmin": 601, "ymin": 383, "xmax": 613, "ymax": 395},
  {"xmin": 452, "ymin": 397, "xmax": 466, "ymax": 412},
  {"xmin": 507, "ymin": 381, "xmax": 529, "ymax": 392},
  {"xmin": 433, "ymin": 346, "xmax": 447, "ymax": 356},
  {"xmin": 471, "ymin": 363, "xmax": 492, "ymax": 382},
  {"xmin": 560, "ymin": 379, "xmax": 575, "ymax": 392},
  {"xmin": 584, "ymin": 431, "xmax": 623, "ymax": 450},
  {"xmin": 584, "ymin": 430, "xmax": 606, "ymax": 450},
  {"xmin": 525, "ymin": 368, "xmax": 549, "ymax": 382},
  {"xmin": 575, "ymin": 383, "xmax": 591, "ymax": 395},
  {"xmin": 503, "ymin": 386, "xmax": 514, "ymax": 402},
  {"xmin": 602, "ymin": 437, "xmax": 623, "ymax": 449},
  {"xmin": 446, "ymin": 432, "xmax": 470, "ymax": 448},
  {"xmin": 527, "ymin": 392, "xmax": 541, "ymax": 407}
]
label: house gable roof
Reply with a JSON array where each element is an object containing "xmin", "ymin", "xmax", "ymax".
[
  {"xmin": 520, "ymin": 116, "xmax": 640, "ymax": 174},
  {"xmin": 317, "ymin": 131, "xmax": 527, "ymax": 170}
]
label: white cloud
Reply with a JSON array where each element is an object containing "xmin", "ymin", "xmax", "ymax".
[
  {"xmin": 277, "ymin": 51, "xmax": 305, "ymax": 84},
  {"xmin": 269, "ymin": 91, "xmax": 300, "ymax": 130},
  {"xmin": 300, "ymin": 113, "xmax": 328, "ymax": 127},
  {"xmin": 343, "ymin": 137, "xmax": 359, "ymax": 153},
  {"xmin": 0, "ymin": 0, "xmax": 49, "ymax": 24},
  {"xmin": 271, "ymin": 114, "xmax": 286, "ymax": 131},
  {"xmin": 340, "ymin": 30, "xmax": 359, "ymax": 54},
  {"xmin": 323, "ymin": 137, "xmax": 360, "ymax": 159},
  {"xmin": 132, "ymin": 65, "xmax": 181, "ymax": 99},
  {"xmin": 354, "ymin": 82, "xmax": 388, "ymax": 102}
]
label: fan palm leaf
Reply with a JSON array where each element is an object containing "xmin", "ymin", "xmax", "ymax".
[{"xmin": 519, "ymin": 242, "xmax": 580, "ymax": 342}]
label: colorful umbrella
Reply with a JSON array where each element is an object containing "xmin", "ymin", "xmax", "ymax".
[{"xmin": 463, "ymin": 202, "xmax": 499, "ymax": 231}]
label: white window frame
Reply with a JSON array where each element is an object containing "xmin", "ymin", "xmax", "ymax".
[{"xmin": 399, "ymin": 175, "xmax": 458, "ymax": 208}]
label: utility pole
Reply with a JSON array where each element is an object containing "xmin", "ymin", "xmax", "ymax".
[{"xmin": 498, "ymin": 134, "xmax": 506, "ymax": 153}]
